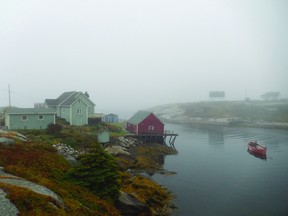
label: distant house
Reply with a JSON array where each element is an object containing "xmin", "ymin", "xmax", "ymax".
[
  {"xmin": 5, "ymin": 108, "xmax": 56, "ymax": 130},
  {"xmin": 126, "ymin": 111, "xmax": 164, "ymax": 134},
  {"xmin": 45, "ymin": 91, "xmax": 95, "ymax": 126},
  {"xmin": 103, "ymin": 114, "xmax": 118, "ymax": 123}
]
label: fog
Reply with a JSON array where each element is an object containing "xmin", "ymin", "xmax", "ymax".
[{"xmin": 1, "ymin": 0, "xmax": 288, "ymax": 117}]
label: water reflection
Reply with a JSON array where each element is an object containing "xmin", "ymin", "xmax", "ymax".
[
  {"xmin": 207, "ymin": 127, "xmax": 224, "ymax": 146},
  {"xmin": 183, "ymin": 124, "xmax": 225, "ymax": 146}
]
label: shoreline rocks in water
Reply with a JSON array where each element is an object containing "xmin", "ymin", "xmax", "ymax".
[{"xmin": 107, "ymin": 137, "xmax": 178, "ymax": 216}]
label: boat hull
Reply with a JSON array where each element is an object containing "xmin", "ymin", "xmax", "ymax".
[{"xmin": 248, "ymin": 142, "xmax": 267, "ymax": 155}]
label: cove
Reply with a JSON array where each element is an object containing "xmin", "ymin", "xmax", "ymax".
[{"xmin": 152, "ymin": 123, "xmax": 288, "ymax": 216}]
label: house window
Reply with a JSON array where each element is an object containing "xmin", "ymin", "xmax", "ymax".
[
  {"xmin": 76, "ymin": 109, "xmax": 82, "ymax": 114},
  {"xmin": 38, "ymin": 115, "xmax": 44, "ymax": 120},
  {"xmin": 148, "ymin": 125, "xmax": 154, "ymax": 131},
  {"xmin": 21, "ymin": 115, "xmax": 28, "ymax": 121}
]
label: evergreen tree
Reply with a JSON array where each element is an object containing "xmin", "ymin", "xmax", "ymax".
[{"xmin": 69, "ymin": 144, "xmax": 120, "ymax": 200}]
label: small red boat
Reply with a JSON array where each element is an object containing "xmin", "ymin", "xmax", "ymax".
[{"xmin": 248, "ymin": 141, "xmax": 267, "ymax": 155}]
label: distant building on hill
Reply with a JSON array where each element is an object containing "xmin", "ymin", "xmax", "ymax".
[
  {"xmin": 209, "ymin": 91, "xmax": 225, "ymax": 100},
  {"xmin": 261, "ymin": 92, "xmax": 280, "ymax": 101}
]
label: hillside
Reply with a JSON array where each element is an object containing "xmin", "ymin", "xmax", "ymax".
[
  {"xmin": 0, "ymin": 123, "xmax": 174, "ymax": 216},
  {"xmin": 150, "ymin": 100, "xmax": 288, "ymax": 129}
]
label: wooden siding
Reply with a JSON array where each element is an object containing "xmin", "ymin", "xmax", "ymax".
[
  {"xmin": 6, "ymin": 113, "xmax": 55, "ymax": 130},
  {"xmin": 126, "ymin": 122, "xmax": 138, "ymax": 134},
  {"xmin": 58, "ymin": 107, "xmax": 71, "ymax": 123},
  {"xmin": 70, "ymin": 99, "xmax": 88, "ymax": 126},
  {"xmin": 104, "ymin": 114, "xmax": 118, "ymax": 123},
  {"xmin": 126, "ymin": 112, "xmax": 164, "ymax": 134},
  {"xmin": 138, "ymin": 113, "xmax": 164, "ymax": 134}
]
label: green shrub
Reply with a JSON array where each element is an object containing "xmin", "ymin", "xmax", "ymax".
[
  {"xmin": 46, "ymin": 123, "xmax": 63, "ymax": 136},
  {"xmin": 68, "ymin": 144, "xmax": 121, "ymax": 201}
]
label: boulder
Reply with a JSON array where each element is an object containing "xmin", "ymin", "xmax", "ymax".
[
  {"xmin": 105, "ymin": 146, "xmax": 130, "ymax": 156},
  {"xmin": 53, "ymin": 143, "xmax": 80, "ymax": 166},
  {"xmin": 63, "ymin": 154, "xmax": 78, "ymax": 166},
  {"xmin": 0, "ymin": 131, "xmax": 29, "ymax": 144},
  {"xmin": 0, "ymin": 137, "xmax": 15, "ymax": 145},
  {"xmin": 116, "ymin": 191, "xmax": 151, "ymax": 216},
  {"xmin": 0, "ymin": 167, "xmax": 65, "ymax": 212},
  {"xmin": 0, "ymin": 189, "xmax": 19, "ymax": 216}
]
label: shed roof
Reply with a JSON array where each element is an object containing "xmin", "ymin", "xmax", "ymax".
[
  {"xmin": 105, "ymin": 113, "xmax": 118, "ymax": 117},
  {"xmin": 6, "ymin": 108, "xmax": 56, "ymax": 115},
  {"xmin": 127, "ymin": 111, "xmax": 152, "ymax": 125}
]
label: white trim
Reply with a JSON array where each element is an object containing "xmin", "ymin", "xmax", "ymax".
[{"xmin": 70, "ymin": 107, "xmax": 73, "ymax": 125}]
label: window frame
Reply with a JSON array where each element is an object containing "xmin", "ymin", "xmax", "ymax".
[
  {"xmin": 148, "ymin": 125, "xmax": 155, "ymax": 131},
  {"xmin": 21, "ymin": 115, "xmax": 28, "ymax": 121}
]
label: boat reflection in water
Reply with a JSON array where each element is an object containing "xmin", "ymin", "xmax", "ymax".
[{"xmin": 247, "ymin": 149, "xmax": 267, "ymax": 160}]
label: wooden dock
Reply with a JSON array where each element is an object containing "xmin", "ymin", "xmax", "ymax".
[{"xmin": 125, "ymin": 132, "xmax": 178, "ymax": 148}]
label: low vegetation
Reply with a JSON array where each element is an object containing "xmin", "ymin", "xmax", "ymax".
[
  {"xmin": 0, "ymin": 142, "xmax": 121, "ymax": 216},
  {"xmin": 0, "ymin": 122, "xmax": 174, "ymax": 215},
  {"xmin": 180, "ymin": 100, "xmax": 288, "ymax": 122},
  {"xmin": 179, "ymin": 101, "xmax": 288, "ymax": 122}
]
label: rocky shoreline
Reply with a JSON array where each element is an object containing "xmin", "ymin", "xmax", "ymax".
[
  {"xmin": 162, "ymin": 117, "xmax": 288, "ymax": 130},
  {"xmin": 48, "ymin": 137, "xmax": 178, "ymax": 216},
  {"xmin": 105, "ymin": 137, "xmax": 178, "ymax": 216},
  {"xmin": 151, "ymin": 101, "xmax": 288, "ymax": 130},
  {"xmin": 0, "ymin": 129, "xmax": 177, "ymax": 216}
]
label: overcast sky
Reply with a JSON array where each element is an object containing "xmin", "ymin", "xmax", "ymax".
[{"xmin": 1, "ymin": 0, "xmax": 287, "ymax": 117}]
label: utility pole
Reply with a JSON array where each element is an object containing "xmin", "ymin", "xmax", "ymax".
[{"xmin": 8, "ymin": 84, "xmax": 11, "ymax": 107}]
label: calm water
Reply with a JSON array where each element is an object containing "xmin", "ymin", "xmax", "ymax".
[{"xmin": 152, "ymin": 123, "xmax": 288, "ymax": 216}]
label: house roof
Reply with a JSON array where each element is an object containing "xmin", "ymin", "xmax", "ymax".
[
  {"xmin": 105, "ymin": 113, "xmax": 118, "ymax": 117},
  {"xmin": 6, "ymin": 108, "xmax": 56, "ymax": 115},
  {"xmin": 60, "ymin": 92, "xmax": 81, "ymax": 106},
  {"xmin": 127, "ymin": 111, "xmax": 152, "ymax": 125},
  {"xmin": 45, "ymin": 91, "xmax": 95, "ymax": 106},
  {"xmin": 45, "ymin": 99, "xmax": 58, "ymax": 106}
]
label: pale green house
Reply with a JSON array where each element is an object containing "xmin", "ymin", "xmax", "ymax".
[
  {"xmin": 44, "ymin": 91, "xmax": 95, "ymax": 126},
  {"xmin": 5, "ymin": 108, "xmax": 56, "ymax": 130}
]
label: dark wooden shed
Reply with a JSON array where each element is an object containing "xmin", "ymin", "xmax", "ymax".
[{"xmin": 126, "ymin": 111, "xmax": 164, "ymax": 135}]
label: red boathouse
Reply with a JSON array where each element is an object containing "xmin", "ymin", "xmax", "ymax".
[{"xmin": 126, "ymin": 111, "xmax": 164, "ymax": 134}]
